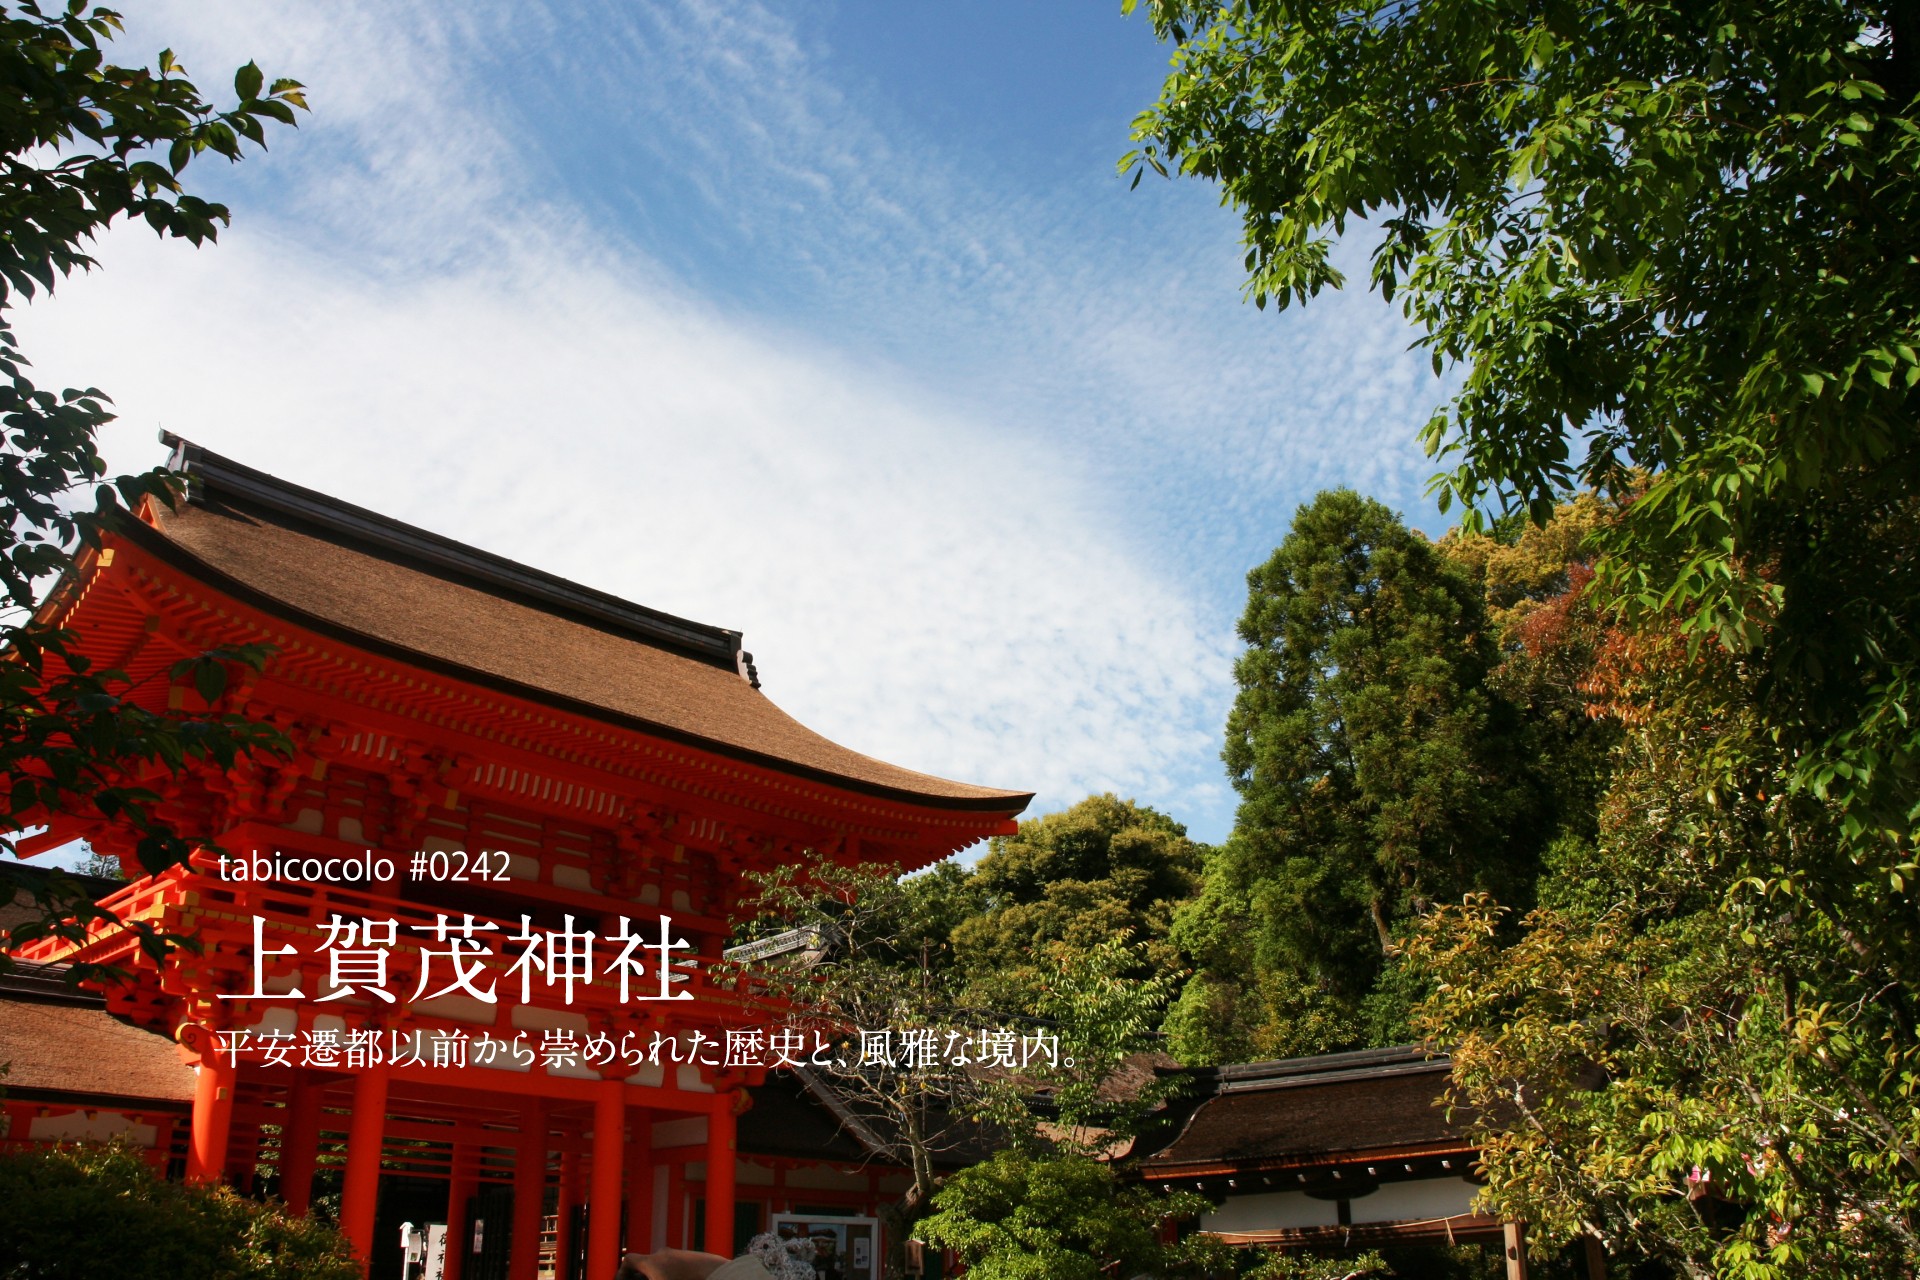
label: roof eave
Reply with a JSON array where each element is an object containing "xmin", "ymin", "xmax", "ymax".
[{"xmin": 110, "ymin": 513, "xmax": 1032, "ymax": 819}]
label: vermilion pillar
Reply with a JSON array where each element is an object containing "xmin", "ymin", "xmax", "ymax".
[
  {"xmin": 704, "ymin": 1099, "xmax": 736, "ymax": 1260},
  {"xmin": 587, "ymin": 1080, "xmax": 626, "ymax": 1280},
  {"xmin": 509, "ymin": 1102, "xmax": 547, "ymax": 1280},
  {"xmin": 555, "ymin": 1151, "xmax": 581, "ymax": 1280},
  {"xmin": 625, "ymin": 1108, "xmax": 654, "ymax": 1254},
  {"xmin": 340, "ymin": 1064, "xmax": 390, "ymax": 1271},
  {"xmin": 664, "ymin": 1160, "xmax": 684, "ymax": 1248},
  {"xmin": 445, "ymin": 1142, "xmax": 478, "ymax": 1280},
  {"xmin": 279, "ymin": 1074, "xmax": 322, "ymax": 1216},
  {"xmin": 186, "ymin": 1052, "xmax": 236, "ymax": 1183}
]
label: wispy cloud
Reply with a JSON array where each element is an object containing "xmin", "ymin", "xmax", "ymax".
[{"xmin": 14, "ymin": 0, "xmax": 1449, "ymax": 841}]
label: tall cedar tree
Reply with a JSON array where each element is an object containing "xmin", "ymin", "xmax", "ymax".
[{"xmin": 1172, "ymin": 490, "xmax": 1535, "ymax": 1061}]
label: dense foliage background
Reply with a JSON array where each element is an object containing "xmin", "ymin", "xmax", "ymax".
[
  {"xmin": 877, "ymin": 468, "xmax": 1915, "ymax": 1276},
  {"xmin": 0, "ymin": 1144, "xmax": 359, "ymax": 1280}
]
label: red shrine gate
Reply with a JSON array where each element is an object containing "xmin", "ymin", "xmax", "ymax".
[{"xmin": 16, "ymin": 437, "xmax": 1030, "ymax": 1279}]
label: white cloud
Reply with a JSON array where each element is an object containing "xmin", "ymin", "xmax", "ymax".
[
  {"xmin": 21, "ymin": 182, "xmax": 1234, "ymax": 832},
  {"xmin": 13, "ymin": 0, "xmax": 1450, "ymax": 841}
]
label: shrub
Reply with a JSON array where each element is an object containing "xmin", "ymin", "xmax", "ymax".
[
  {"xmin": 916, "ymin": 1150, "xmax": 1226, "ymax": 1280},
  {"xmin": 0, "ymin": 1142, "xmax": 359, "ymax": 1280}
]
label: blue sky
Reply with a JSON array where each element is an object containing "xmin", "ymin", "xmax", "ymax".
[{"xmin": 15, "ymin": 0, "xmax": 1452, "ymax": 851}]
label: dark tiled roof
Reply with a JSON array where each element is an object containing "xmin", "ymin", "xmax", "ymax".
[
  {"xmin": 738, "ymin": 1070, "xmax": 989, "ymax": 1171},
  {"xmin": 738, "ymin": 1072, "xmax": 878, "ymax": 1164},
  {"xmin": 0, "ymin": 863, "xmax": 125, "ymax": 935},
  {"xmin": 122, "ymin": 438, "xmax": 1030, "ymax": 814},
  {"xmin": 0, "ymin": 964, "xmax": 195, "ymax": 1107},
  {"xmin": 1140, "ymin": 1046, "xmax": 1472, "ymax": 1174}
]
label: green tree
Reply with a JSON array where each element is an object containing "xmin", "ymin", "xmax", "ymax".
[
  {"xmin": 1123, "ymin": 0, "xmax": 1919, "ymax": 1050},
  {"xmin": 1126, "ymin": 6, "xmax": 1920, "ymax": 1269},
  {"xmin": 1408, "ymin": 616, "xmax": 1920, "ymax": 1277},
  {"xmin": 740, "ymin": 860, "xmax": 1195, "ymax": 1275},
  {"xmin": 952, "ymin": 793, "xmax": 1202, "ymax": 1013},
  {"xmin": 1121, "ymin": 0, "xmax": 1919, "ymax": 653},
  {"xmin": 912, "ymin": 934, "xmax": 1213, "ymax": 1280},
  {"xmin": 1243, "ymin": 1251, "xmax": 1390, "ymax": 1280},
  {"xmin": 1170, "ymin": 489, "xmax": 1535, "ymax": 1062},
  {"xmin": 0, "ymin": 2, "xmax": 304, "ymax": 967},
  {"xmin": 1439, "ymin": 494, "xmax": 1620, "ymax": 850},
  {"xmin": 738, "ymin": 862, "xmax": 991, "ymax": 1228},
  {"xmin": 915, "ymin": 1150, "xmax": 1223, "ymax": 1280}
]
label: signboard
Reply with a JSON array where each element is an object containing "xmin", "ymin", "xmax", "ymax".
[
  {"xmin": 422, "ymin": 1224, "xmax": 448, "ymax": 1280},
  {"xmin": 768, "ymin": 1214, "xmax": 879, "ymax": 1280},
  {"xmin": 723, "ymin": 926, "xmax": 828, "ymax": 964},
  {"xmin": 400, "ymin": 1221, "xmax": 448, "ymax": 1280}
]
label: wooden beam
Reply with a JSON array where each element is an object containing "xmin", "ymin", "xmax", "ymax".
[
  {"xmin": 444, "ymin": 1142, "xmax": 478, "ymax": 1280},
  {"xmin": 555, "ymin": 1151, "xmax": 580, "ymax": 1280},
  {"xmin": 626, "ymin": 1106, "xmax": 654, "ymax": 1254},
  {"xmin": 279, "ymin": 1074, "xmax": 322, "ymax": 1215},
  {"xmin": 1503, "ymin": 1221, "xmax": 1529, "ymax": 1280}
]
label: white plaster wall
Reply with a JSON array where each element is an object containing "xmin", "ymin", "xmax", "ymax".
[
  {"xmin": 246, "ymin": 1006, "xmax": 299, "ymax": 1035},
  {"xmin": 28, "ymin": 1111, "xmax": 158, "ymax": 1147},
  {"xmin": 1204, "ymin": 1177, "xmax": 1480, "ymax": 1233},
  {"xmin": 1203, "ymin": 1190, "xmax": 1339, "ymax": 1233},
  {"xmin": 550, "ymin": 864, "xmax": 593, "ymax": 891},
  {"xmin": 1350, "ymin": 1177, "xmax": 1480, "ymax": 1225}
]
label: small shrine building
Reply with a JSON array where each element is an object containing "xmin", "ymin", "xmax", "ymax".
[
  {"xmin": 1136, "ymin": 1046, "xmax": 1596, "ymax": 1280},
  {"xmin": 8, "ymin": 437, "xmax": 1031, "ymax": 1279}
]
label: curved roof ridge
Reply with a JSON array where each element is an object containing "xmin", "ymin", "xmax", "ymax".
[
  {"xmin": 160, "ymin": 432, "xmax": 747, "ymax": 674},
  {"xmin": 130, "ymin": 436, "xmax": 1031, "ymax": 814}
]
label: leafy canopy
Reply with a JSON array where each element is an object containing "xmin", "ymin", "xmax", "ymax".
[
  {"xmin": 0, "ymin": 0, "xmax": 306, "ymax": 605},
  {"xmin": 738, "ymin": 838, "xmax": 1192, "ymax": 1274},
  {"xmin": 1126, "ymin": 10, "xmax": 1920, "ymax": 1267},
  {"xmin": 1124, "ymin": 0, "xmax": 1920, "ymax": 872},
  {"xmin": 953, "ymin": 793, "xmax": 1201, "ymax": 1012},
  {"xmin": 0, "ymin": 1, "xmax": 304, "ymax": 967},
  {"xmin": 1408, "ymin": 608, "xmax": 1920, "ymax": 1278}
]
